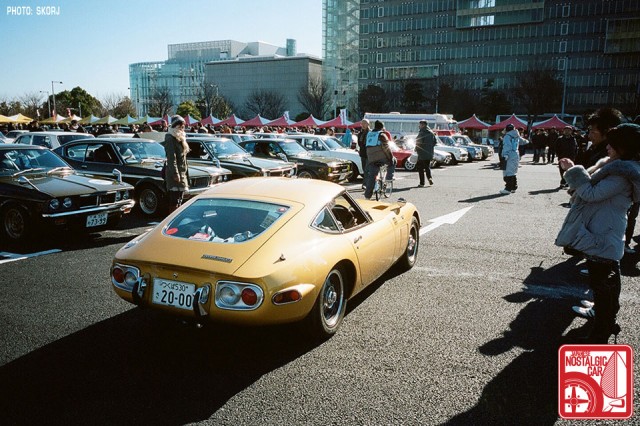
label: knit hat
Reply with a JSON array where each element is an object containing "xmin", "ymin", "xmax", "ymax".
[
  {"xmin": 505, "ymin": 124, "xmax": 514, "ymax": 131},
  {"xmin": 374, "ymin": 120, "xmax": 384, "ymax": 131},
  {"xmin": 170, "ymin": 115, "xmax": 185, "ymax": 127}
]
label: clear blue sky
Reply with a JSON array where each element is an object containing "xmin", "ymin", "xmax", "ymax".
[{"xmin": 0, "ymin": 0, "xmax": 322, "ymax": 101}]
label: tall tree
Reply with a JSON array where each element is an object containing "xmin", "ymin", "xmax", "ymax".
[
  {"xmin": 176, "ymin": 100, "xmax": 201, "ymax": 120},
  {"xmin": 54, "ymin": 87, "xmax": 102, "ymax": 117},
  {"xmin": 147, "ymin": 86, "xmax": 173, "ymax": 117},
  {"xmin": 358, "ymin": 85, "xmax": 388, "ymax": 114},
  {"xmin": 297, "ymin": 77, "xmax": 331, "ymax": 119},
  {"xmin": 99, "ymin": 92, "xmax": 134, "ymax": 117},
  {"xmin": 243, "ymin": 89, "xmax": 286, "ymax": 119},
  {"xmin": 402, "ymin": 81, "xmax": 426, "ymax": 113},
  {"xmin": 514, "ymin": 64, "xmax": 563, "ymax": 123},
  {"xmin": 20, "ymin": 92, "xmax": 45, "ymax": 120}
]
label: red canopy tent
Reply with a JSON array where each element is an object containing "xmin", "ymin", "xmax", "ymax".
[
  {"xmin": 458, "ymin": 114, "xmax": 491, "ymax": 130},
  {"xmin": 216, "ymin": 114, "xmax": 245, "ymax": 127},
  {"xmin": 292, "ymin": 115, "xmax": 327, "ymax": 127},
  {"xmin": 319, "ymin": 115, "xmax": 360, "ymax": 129},
  {"xmin": 266, "ymin": 115, "xmax": 296, "ymax": 127},
  {"xmin": 531, "ymin": 115, "xmax": 573, "ymax": 130},
  {"xmin": 149, "ymin": 115, "xmax": 169, "ymax": 126},
  {"xmin": 200, "ymin": 115, "xmax": 221, "ymax": 126},
  {"xmin": 183, "ymin": 115, "xmax": 200, "ymax": 126},
  {"xmin": 488, "ymin": 114, "xmax": 528, "ymax": 131},
  {"xmin": 241, "ymin": 115, "xmax": 272, "ymax": 127}
]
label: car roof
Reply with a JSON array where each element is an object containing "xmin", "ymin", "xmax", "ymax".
[
  {"xmin": 20, "ymin": 131, "xmax": 94, "ymax": 137},
  {"xmin": 204, "ymin": 176, "xmax": 343, "ymax": 206},
  {"xmin": 69, "ymin": 137, "xmax": 156, "ymax": 143},
  {"xmin": 0, "ymin": 143, "xmax": 46, "ymax": 150}
]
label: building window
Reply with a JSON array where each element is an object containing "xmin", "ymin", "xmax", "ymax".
[
  {"xmin": 376, "ymin": 52, "xmax": 383, "ymax": 63},
  {"xmin": 378, "ymin": 22, "xmax": 384, "ymax": 32},
  {"xmin": 562, "ymin": 5, "xmax": 570, "ymax": 17},
  {"xmin": 376, "ymin": 68, "xmax": 383, "ymax": 78},
  {"xmin": 378, "ymin": 6, "xmax": 384, "ymax": 17},
  {"xmin": 377, "ymin": 38, "xmax": 384, "ymax": 48},
  {"xmin": 561, "ymin": 23, "xmax": 569, "ymax": 35},
  {"xmin": 559, "ymin": 40, "xmax": 567, "ymax": 53},
  {"xmin": 558, "ymin": 58, "xmax": 567, "ymax": 71}
]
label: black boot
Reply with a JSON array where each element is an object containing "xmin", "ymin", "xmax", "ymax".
[{"xmin": 578, "ymin": 261, "xmax": 621, "ymax": 344}]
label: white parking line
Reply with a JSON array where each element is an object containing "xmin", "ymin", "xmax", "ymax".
[{"xmin": 0, "ymin": 249, "xmax": 61, "ymax": 265}]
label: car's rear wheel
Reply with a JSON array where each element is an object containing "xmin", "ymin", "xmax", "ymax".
[
  {"xmin": 137, "ymin": 185, "xmax": 163, "ymax": 216},
  {"xmin": 308, "ymin": 267, "xmax": 346, "ymax": 339},
  {"xmin": 396, "ymin": 216, "xmax": 419, "ymax": 271},
  {"xmin": 1, "ymin": 203, "xmax": 31, "ymax": 243},
  {"xmin": 297, "ymin": 170, "xmax": 317, "ymax": 179}
]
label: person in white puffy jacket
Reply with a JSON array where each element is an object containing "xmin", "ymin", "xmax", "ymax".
[
  {"xmin": 556, "ymin": 124, "xmax": 640, "ymax": 343},
  {"xmin": 499, "ymin": 124, "xmax": 521, "ymax": 194}
]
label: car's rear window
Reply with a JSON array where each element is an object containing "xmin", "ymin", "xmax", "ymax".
[
  {"xmin": 56, "ymin": 134, "xmax": 95, "ymax": 145},
  {"xmin": 164, "ymin": 198, "xmax": 290, "ymax": 243}
]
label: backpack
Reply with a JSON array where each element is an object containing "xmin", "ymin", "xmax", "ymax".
[{"xmin": 366, "ymin": 131, "xmax": 381, "ymax": 147}]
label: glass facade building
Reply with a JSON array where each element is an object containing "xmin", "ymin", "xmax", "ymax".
[
  {"xmin": 129, "ymin": 40, "xmax": 292, "ymax": 116},
  {"xmin": 324, "ymin": 0, "xmax": 640, "ymax": 116}
]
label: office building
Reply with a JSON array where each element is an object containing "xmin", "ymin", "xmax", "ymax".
[{"xmin": 324, "ymin": 0, "xmax": 640, "ymax": 117}]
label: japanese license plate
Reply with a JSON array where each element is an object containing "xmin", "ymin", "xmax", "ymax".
[
  {"xmin": 86, "ymin": 212, "xmax": 108, "ymax": 227},
  {"xmin": 152, "ymin": 279, "xmax": 196, "ymax": 310}
]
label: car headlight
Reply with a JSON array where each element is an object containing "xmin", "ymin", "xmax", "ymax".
[
  {"xmin": 62, "ymin": 197, "xmax": 72, "ymax": 208},
  {"xmin": 49, "ymin": 199, "xmax": 60, "ymax": 210},
  {"xmin": 123, "ymin": 190, "xmax": 130, "ymax": 200},
  {"xmin": 115, "ymin": 191, "xmax": 122, "ymax": 202}
]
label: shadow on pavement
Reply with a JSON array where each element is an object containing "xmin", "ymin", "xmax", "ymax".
[
  {"xmin": 0, "ymin": 308, "xmax": 320, "ymax": 425},
  {"xmin": 445, "ymin": 256, "xmax": 587, "ymax": 425}
]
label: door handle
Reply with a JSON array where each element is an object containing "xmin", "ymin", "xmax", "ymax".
[
  {"xmin": 81, "ymin": 165, "xmax": 87, "ymax": 168},
  {"xmin": 354, "ymin": 235, "xmax": 362, "ymax": 244}
]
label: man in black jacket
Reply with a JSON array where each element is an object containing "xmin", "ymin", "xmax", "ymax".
[{"xmin": 555, "ymin": 126, "xmax": 578, "ymax": 188}]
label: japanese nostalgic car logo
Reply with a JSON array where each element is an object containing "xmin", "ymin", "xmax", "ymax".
[{"xmin": 202, "ymin": 254, "xmax": 233, "ymax": 263}]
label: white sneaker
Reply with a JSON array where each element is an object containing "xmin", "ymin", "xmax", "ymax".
[
  {"xmin": 581, "ymin": 300, "xmax": 594, "ymax": 308},
  {"xmin": 499, "ymin": 189, "xmax": 511, "ymax": 195},
  {"xmin": 572, "ymin": 306, "xmax": 596, "ymax": 318}
]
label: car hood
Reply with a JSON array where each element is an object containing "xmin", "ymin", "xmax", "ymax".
[
  {"xmin": 12, "ymin": 171, "xmax": 129, "ymax": 197},
  {"xmin": 234, "ymin": 156, "xmax": 293, "ymax": 169},
  {"xmin": 305, "ymin": 154, "xmax": 349, "ymax": 165}
]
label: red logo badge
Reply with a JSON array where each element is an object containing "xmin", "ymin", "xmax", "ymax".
[{"xmin": 559, "ymin": 344, "xmax": 633, "ymax": 419}]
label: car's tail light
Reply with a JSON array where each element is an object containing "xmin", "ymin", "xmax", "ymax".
[
  {"xmin": 215, "ymin": 281, "xmax": 263, "ymax": 310},
  {"xmin": 112, "ymin": 267, "xmax": 125, "ymax": 283},
  {"xmin": 241, "ymin": 288, "xmax": 258, "ymax": 306}
]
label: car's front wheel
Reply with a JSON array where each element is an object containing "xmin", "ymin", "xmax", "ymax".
[
  {"xmin": 1, "ymin": 203, "xmax": 31, "ymax": 243},
  {"xmin": 395, "ymin": 216, "xmax": 419, "ymax": 271},
  {"xmin": 137, "ymin": 185, "xmax": 163, "ymax": 216},
  {"xmin": 297, "ymin": 170, "xmax": 317, "ymax": 179},
  {"xmin": 307, "ymin": 267, "xmax": 346, "ymax": 339},
  {"xmin": 348, "ymin": 162, "xmax": 359, "ymax": 182}
]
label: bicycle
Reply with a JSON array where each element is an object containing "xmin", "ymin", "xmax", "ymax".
[{"xmin": 373, "ymin": 163, "xmax": 393, "ymax": 201}]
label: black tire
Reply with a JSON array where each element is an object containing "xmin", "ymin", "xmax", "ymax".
[
  {"xmin": 348, "ymin": 162, "xmax": 359, "ymax": 182},
  {"xmin": 307, "ymin": 267, "xmax": 346, "ymax": 339},
  {"xmin": 298, "ymin": 170, "xmax": 317, "ymax": 179},
  {"xmin": 136, "ymin": 185, "xmax": 163, "ymax": 216},
  {"xmin": 1, "ymin": 203, "xmax": 31, "ymax": 244},
  {"xmin": 396, "ymin": 216, "xmax": 419, "ymax": 271}
]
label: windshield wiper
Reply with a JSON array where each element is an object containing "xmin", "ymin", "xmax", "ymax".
[{"xmin": 12, "ymin": 168, "xmax": 45, "ymax": 177}]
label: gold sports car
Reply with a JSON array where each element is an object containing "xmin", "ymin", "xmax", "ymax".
[{"xmin": 111, "ymin": 177, "xmax": 420, "ymax": 338}]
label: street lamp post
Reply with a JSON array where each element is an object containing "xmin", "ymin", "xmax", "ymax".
[
  {"xmin": 51, "ymin": 80, "xmax": 63, "ymax": 116},
  {"xmin": 561, "ymin": 57, "xmax": 569, "ymax": 117},
  {"xmin": 39, "ymin": 90, "xmax": 51, "ymax": 117}
]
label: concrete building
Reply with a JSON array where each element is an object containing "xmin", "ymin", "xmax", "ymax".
[
  {"xmin": 324, "ymin": 0, "xmax": 640, "ymax": 118},
  {"xmin": 203, "ymin": 55, "xmax": 323, "ymax": 120}
]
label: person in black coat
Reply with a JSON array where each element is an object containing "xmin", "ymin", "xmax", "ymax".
[{"xmin": 555, "ymin": 126, "xmax": 578, "ymax": 188}]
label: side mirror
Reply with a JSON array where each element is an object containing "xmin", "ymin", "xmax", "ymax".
[
  {"xmin": 277, "ymin": 153, "xmax": 288, "ymax": 162},
  {"xmin": 112, "ymin": 168, "xmax": 123, "ymax": 184}
]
